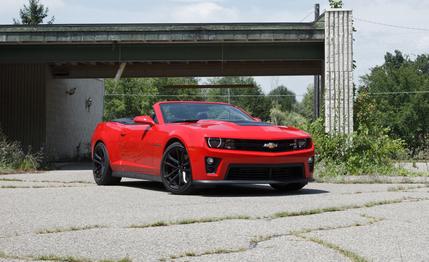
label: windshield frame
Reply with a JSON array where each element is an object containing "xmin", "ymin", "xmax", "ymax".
[{"xmin": 159, "ymin": 102, "xmax": 256, "ymax": 124}]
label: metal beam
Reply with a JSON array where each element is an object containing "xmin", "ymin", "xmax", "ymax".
[
  {"xmin": 0, "ymin": 42, "xmax": 324, "ymax": 64},
  {"xmin": 50, "ymin": 60, "xmax": 323, "ymax": 78},
  {"xmin": 163, "ymin": 84, "xmax": 255, "ymax": 89}
]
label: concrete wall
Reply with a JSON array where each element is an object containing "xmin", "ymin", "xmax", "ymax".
[
  {"xmin": 46, "ymin": 77, "xmax": 104, "ymax": 161},
  {"xmin": 324, "ymin": 9, "xmax": 354, "ymax": 134}
]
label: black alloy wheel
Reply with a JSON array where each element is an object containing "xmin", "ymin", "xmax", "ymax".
[
  {"xmin": 161, "ymin": 142, "xmax": 194, "ymax": 194},
  {"xmin": 93, "ymin": 143, "xmax": 121, "ymax": 185}
]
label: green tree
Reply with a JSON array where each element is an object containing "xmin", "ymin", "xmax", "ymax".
[
  {"xmin": 296, "ymin": 84, "xmax": 314, "ymax": 121},
  {"xmin": 357, "ymin": 50, "xmax": 429, "ymax": 155},
  {"xmin": 13, "ymin": 0, "xmax": 54, "ymax": 25},
  {"xmin": 329, "ymin": 0, "xmax": 343, "ymax": 8},
  {"xmin": 155, "ymin": 77, "xmax": 201, "ymax": 101},
  {"xmin": 104, "ymin": 77, "xmax": 201, "ymax": 120},
  {"xmin": 270, "ymin": 102, "xmax": 308, "ymax": 129},
  {"xmin": 207, "ymin": 77, "xmax": 271, "ymax": 120},
  {"xmin": 267, "ymin": 85, "xmax": 297, "ymax": 112}
]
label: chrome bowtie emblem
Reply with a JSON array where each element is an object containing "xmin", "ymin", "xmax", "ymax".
[{"xmin": 263, "ymin": 142, "xmax": 278, "ymax": 149}]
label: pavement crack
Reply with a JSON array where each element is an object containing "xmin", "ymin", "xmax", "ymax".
[
  {"xmin": 163, "ymin": 214, "xmax": 385, "ymax": 261},
  {"xmin": 162, "ymin": 247, "xmax": 247, "ymax": 261},
  {"xmin": 36, "ymin": 225, "xmax": 107, "ymax": 235},
  {"xmin": 0, "ymin": 251, "xmax": 132, "ymax": 262},
  {"xmin": 0, "ymin": 178, "xmax": 93, "ymax": 184},
  {"xmin": 295, "ymin": 234, "xmax": 368, "ymax": 262},
  {"xmin": 250, "ymin": 213, "xmax": 384, "ymax": 251},
  {"xmin": 0, "ymin": 185, "xmax": 90, "ymax": 189},
  {"xmin": 287, "ymin": 214, "xmax": 384, "ymax": 262},
  {"xmin": 128, "ymin": 215, "xmax": 251, "ymax": 229},
  {"xmin": 129, "ymin": 197, "xmax": 425, "ymax": 231}
]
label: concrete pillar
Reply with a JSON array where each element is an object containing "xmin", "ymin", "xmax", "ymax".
[
  {"xmin": 46, "ymin": 76, "xmax": 104, "ymax": 161},
  {"xmin": 324, "ymin": 9, "xmax": 354, "ymax": 134}
]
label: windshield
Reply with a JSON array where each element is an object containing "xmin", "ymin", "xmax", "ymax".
[{"xmin": 160, "ymin": 103, "xmax": 255, "ymax": 123}]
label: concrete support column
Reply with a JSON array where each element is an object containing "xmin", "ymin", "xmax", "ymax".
[
  {"xmin": 45, "ymin": 72, "xmax": 105, "ymax": 161},
  {"xmin": 324, "ymin": 9, "xmax": 354, "ymax": 134}
]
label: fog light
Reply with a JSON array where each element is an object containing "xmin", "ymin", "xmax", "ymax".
[
  {"xmin": 206, "ymin": 157, "xmax": 215, "ymax": 165},
  {"xmin": 205, "ymin": 157, "xmax": 221, "ymax": 174},
  {"xmin": 308, "ymin": 156, "xmax": 315, "ymax": 172}
]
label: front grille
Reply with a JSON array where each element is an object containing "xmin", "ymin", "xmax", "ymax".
[
  {"xmin": 233, "ymin": 139, "xmax": 310, "ymax": 153},
  {"xmin": 226, "ymin": 164, "xmax": 304, "ymax": 181}
]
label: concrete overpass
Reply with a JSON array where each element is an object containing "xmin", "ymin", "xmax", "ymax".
[{"xmin": 0, "ymin": 8, "xmax": 353, "ymax": 160}]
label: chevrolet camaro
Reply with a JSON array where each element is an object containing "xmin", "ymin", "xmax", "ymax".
[{"xmin": 91, "ymin": 101, "xmax": 315, "ymax": 194}]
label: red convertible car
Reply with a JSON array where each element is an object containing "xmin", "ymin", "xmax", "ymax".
[{"xmin": 91, "ymin": 101, "xmax": 314, "ymax": 194}]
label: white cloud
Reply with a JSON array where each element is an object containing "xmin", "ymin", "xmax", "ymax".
[
  {"xmin": 42, "ymin": 0, "xmax": 65, "ymax": 9},
  {"xmin": 172, "ymin": 1, "xmax": 238, "ymax": 22}
]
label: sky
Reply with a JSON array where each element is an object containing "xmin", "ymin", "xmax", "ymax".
[{"xmin": 1, "ymin": 0, "xmax": 428, "ymax": 100}]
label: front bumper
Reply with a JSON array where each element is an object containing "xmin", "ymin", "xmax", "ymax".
[
  {"xmin": 193, "ymin": 179, "xmax": 309, "ymax": 186},
  {"xmin": 187, "ymin": 145, "xmax": 314, "ymax": 182}
]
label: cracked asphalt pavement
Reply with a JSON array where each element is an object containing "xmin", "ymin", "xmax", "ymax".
[{"xmin": 0, "ymin": 169, "xmax": 428, "ymax": 262}]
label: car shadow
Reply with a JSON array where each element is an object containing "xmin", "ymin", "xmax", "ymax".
[
  {"xmin": 53, "ymin": 161, "xmax": 93, "ymax": 171},
  {"xmin": 119, "ymin": 181, "xmax": 329, "ymax": 197},
  {"xmin": 195, "ymin": 184, "xmax": 329, "ymax": 197},
  {"xmin": 120, "ymin": 181, "xmax": 167, "ymax": 192}
]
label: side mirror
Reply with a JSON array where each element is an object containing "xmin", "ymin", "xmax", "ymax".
[
  {"xmin": 133, "ymin": 116, "xmax": 155, "ymax": 126},
  {"xmin": 253, "ymin": 117, "xmax": 262, "ymax": 122}
]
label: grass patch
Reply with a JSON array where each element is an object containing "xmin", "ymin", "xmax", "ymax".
[
  {"xmin": 36, "ymin": 225, "xmax": 106, "ymax": 235},
  {"xmin": 315, "ymin": 175, "xmax": 429, "ymax": 184},
  {"xmin": 36, "ymin": 254, "xmax": 92, "ymax": 262},
  {"xmin": 167, "ymin": 212, "xmax": 386, "ymax": 261},
  {"xmin": 387, "ymin": 184, "xmax": 428, "ymax": 192},
  {"xmin": 288, "ymin": 214, "xmax": 386, "ymax": 262},
  {"xmin": 38, "ymin": 180, "xmax": 94, "ymax": 184},
  {"xmin": 100, "ymin": 258, "xmax": 132, "ymax": 262},
  {"xmin": 296, "ymin": 234, "xmax": 368, "ymax": 262},
  {"xmin": 168, "ymin": 247, "xmax": 247, "ymax": 260},
  {"xmin": 129, "ymin": 221, "xmax": 169, "ymax": 229},
  {"xmin": 177, "ymin": 215, "xmax": 251, "ymax": 225},
  {"xmin": 291, "ymin": 214, "xmax": 384, "ymax": 236},
  {"xmin": 270, "ymin": 198, "xmax": 412, "ymax": 219},
  {"xmin": 0, "ymin": 251, "xmax": 20, "ymax": 260},
  {"xmin": 0, "ymin": 178, "xmax": 24, "ymax": 182},
  {"xmin": 0, "ymin": 128, "xmax": 44, "ymax": 173},
  {"xmin": 0, "ymin": 251, "xmax": 131, "ymax": 262},
  {"xmin": 130, "ymin": 198, "xmax": 422, "ymax": 230},
  {"xmin": 129, "ymin": 215, "xmax": 251, "ymax": 229},
  {"xmin": 0, "ymin": 185, "xmax": 88, "ymax": 189},
  {"xmin": 249, "ymin": 234, "xmax": 278, "ymax": 248}
]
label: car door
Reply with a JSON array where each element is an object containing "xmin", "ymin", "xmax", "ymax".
[{"xmin": 119, "ymin": 124, "xmax": 153, "ymax": 174}]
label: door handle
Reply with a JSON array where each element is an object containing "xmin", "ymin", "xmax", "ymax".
[{"xmin": 120, "ymin": 133, "xmax": 127, "ymax": 137}]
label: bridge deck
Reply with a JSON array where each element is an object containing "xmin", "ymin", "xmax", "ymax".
[{"xmin": 0, "ymin": 20, "xmax": 324, "ymax": 43}]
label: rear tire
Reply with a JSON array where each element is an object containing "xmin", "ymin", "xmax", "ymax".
[
  {"xmin": 270, "ymin": 182, "xmax": 306, "ymax": 192},
  {"xmin": 93, "ymin": 142, "xmax": 121, "ymax": 185},
  {"xmin": 161, "ymin": 142, "xmax": 194, "ymax": 194}
]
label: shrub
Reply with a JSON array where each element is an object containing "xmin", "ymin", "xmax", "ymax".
[
  {"xmin": 306, "ymin": 119, "xmax": 406, "ymax": 177},
  {"xmin": 270, "ymin": 102, "xmax": 308, "ymax": 129},
  {"xmin": 0, "ymin": 128, "xmax": 43, "ymax": 173}
]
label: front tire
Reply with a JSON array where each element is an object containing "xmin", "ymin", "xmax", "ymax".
[
  {"xmin": 93, "ymin": 142, "xmax": 121, "ymax": 185},
  {"xmin": 161, "ymin": 142, "xmax": 194, "ymax": 194},
  {"xmin": 270, "ymin": 182, "xmax": 307, "ymax": 192}
]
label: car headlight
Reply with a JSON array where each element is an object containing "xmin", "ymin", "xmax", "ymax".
[
  {"xmin": 206, "ymin": 138, "xmax": 236, "ymax": 149},
  {"xmin": 296, "ymin": 138, "xmax": 311, "ymax": 149}
]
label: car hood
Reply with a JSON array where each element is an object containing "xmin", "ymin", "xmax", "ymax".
[{"xmin": 178, "ymin": 120, "xmax": 310, "ymax": 140}]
